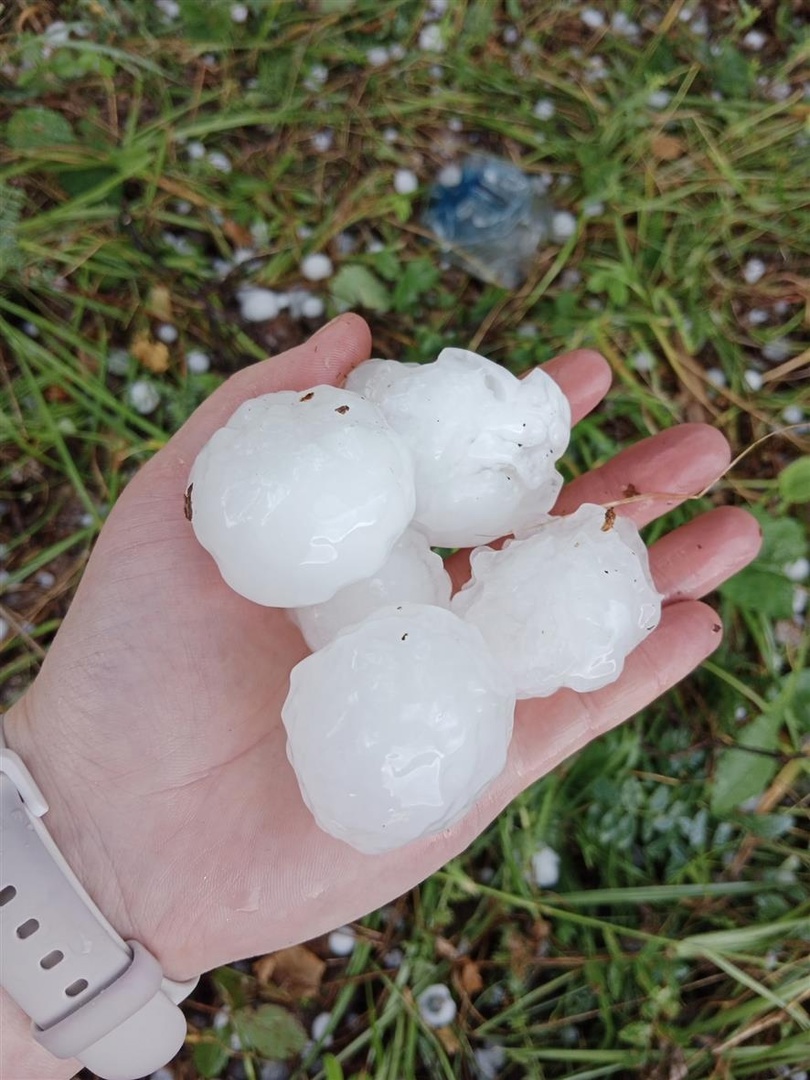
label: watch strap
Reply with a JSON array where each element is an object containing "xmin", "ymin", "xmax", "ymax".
[{"xmin": 0, "ymin": 724, "xmax": 197, "ymax": 1080}]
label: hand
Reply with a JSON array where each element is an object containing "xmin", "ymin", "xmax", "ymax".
[{"xmin": 5, "ymin": 314, "xmax": 761, "ymax": 987}]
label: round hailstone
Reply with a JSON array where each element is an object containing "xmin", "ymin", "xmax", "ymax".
[
  {"xmin": 301, "ymin": 253, "xmax": 334, "ymax": 282},
  {"xmin": 292, "ymin": 529, "xmax": 452, "ymax": 650},
  {"xmin": 188, "ymin": 386, "xmax": 416, "ymax": 607},
  {"xmin": 452, "ymin": 503, "xmax": 662, "ymax": 699},
  {"xmin": 282, "ymin": 604, "xmax": 516, "ymax": 854},
  {"xmin": 346, "ymin": 348, "xmax": 571, "ymax": 547}
]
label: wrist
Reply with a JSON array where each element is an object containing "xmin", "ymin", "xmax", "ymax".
[
  {"xmin": 2, "ymin": 693, "xmax": 195, "ymax": 981},
  {"xmin": 0, "ymin": 988, "xmax": 79, "ymax": 1080}
]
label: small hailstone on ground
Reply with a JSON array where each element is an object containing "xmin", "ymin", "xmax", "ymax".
[
  {"xmin": 383, "ymin": 948, "xmax": 403, "ymax": 969},
  {"xmin": 347, "ymin": 349, "xmax": 571, "ymax": 547},
  {"xmin": 611, "ymin": 11, "xmax": 640, "ymax": 37},
  {"xmin": 186, "ymin": 349, "xmax": 210, "ymax": 374},
  {"xmin": 532, "ymin": 98, "xmax": 555, "ymax": 120},
  {"xmin": 328, "ymin": 926, "xmax": 356, "ymax": 956},
  {"xmin": 437, "ymin": 163, "xmax": 462, "ymax": 187},
  {"xmin": 366, "ymin": 45, "xmax": 389, "ymax": 66},
  {"xmin": 531, "ymin": 844, "xmax": 561, "ymax": 888},
  {"xmin": 311, "ymin": 1013, "xmax": 333, "ymax": 1046},
  {"xmin": 474, "ymin": 1044, "xmax": 507, "ymax": 1080},
  {"xmin": 301, "ymin": 252, "xmax": 334, "ymax": 281},
  {"xmin": 580, "ymin": 8, "xmax": 605, "ymax": 29},
  {"xmin": 647, "ymin": 89, "xmax": 672, "ymax": 109},
  {"xmin": 583, "ymin": 200, "xmax": 605, "ymax": 218},
  {"xmin": 207, "ymin": 150, "xmax": 232, "ymax": 173},
  {"xmin": 303, "ymin": 63, "xmax": 328, "ymax": 91},
  {"xmin": 127, "ymin": 380, "xmax": 160, "ymax": 415},
  {"xmin": 631, "ymin": 350, "xmax": 655, "ymax": 373},
  {"xmin": 189, "ymin": 387, "xmax": 415, "ymax": 608},
  {"xmin": 156, "ymin": 323, "xmax": 178, "ymax": 344},
  {"xmin": 282, "ymin": 604, "xmax": 515, "ymax": 853},
  {"xmin": 502, "ymin": 25, "xmax": 519, "ymax": 45},
  {"xmin": 782, "ymin": 405, "xmax": 805, "ymax": 426},
  {"xmin": 107, "ymin": 348, "xmax": 131, "ymax": 375},
  {"xmin": 742, "ymin": 29, "xmax": 767, "ymax": 51},
  {"xmin": 236, "ymin": 286, "xmax": 284, "ymax": 322},
  {"xmin": 743, "ymin": 257, "xmax": 766, "ymax": 285},
  {"xmin": 156, "ymin": 0, "xmax": 180, "ymax": 18},
  {"xmin": 230, "ymin": 3, "xmax": 248, "ymax": 22},
  {"xmin": 560, "ymin": 267, "xmax": 582, "ymax": 288},
  {"xmin": 22, "ymin": 321, "xmax": 39, "ymax": 337},
  {"xmin": 300, "ymin": 295, "xmax": 325, "ymax": 319},
  {"xmin": 0, "ymin": 618, "xmax": 9, "ymax": 643},
  {"xmin": 311, "ymin": 129, "xmax": 333, "ymax": 153},
  {"xmin": 419, "ymin": 24, "xmax": 445, "ymax": 51},
  {"xmin": 186, "ymin": 141, "xmax": 205, "ymax": 160},
  {"xmin": 452, "ymin": 504, "xmax": 662, "ymax": 699},
  {"xmin": 389, "ymin": 42, "xmax": 406, "ymax": 61},
  {"xmin": 382, "ymin": 127, "xmax": 399, "ymax": 144},
  {"xmin": 292, "ymin": 529, "xmax": 451, "ymax": 651},
  {"xmin": 394, "ymin": 168, "xmax": 419, "ymax": 195},
  {"xmin": 551, "ymin": 210, "xmax": 577, "ymax": 241},
  {"xmin": 35, "ymin": 570, "xmax": 56, "ymax": 589},
  {"xmin": 784, "ymin": 558, "xmax": 809, "ymax": 583},
  {"xmin": 417, "ymin": 984, "xmax": 457, "ymax": 1028},
  {"xmin": 743, "ymin": 369, "xmax": 763, "ymax": 392},
  {"xmin": 747, "ymin": 308, "xmax": 769, "ymax": 325},
  {"xmin": 706, "ymin": 367, "xmax": 727, "ymax": 388},
  {"xmin": 763, "ymin": 338, "xmax": 792, "ymax": 363}
]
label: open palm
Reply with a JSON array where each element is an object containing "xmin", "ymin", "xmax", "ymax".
[{"xmin": 7, "ymin": 314, "xmax": 761, "ymax": 985}]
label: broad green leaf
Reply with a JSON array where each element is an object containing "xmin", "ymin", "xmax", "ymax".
[
  {"xmin": 193, "ymin": 1039, "xmax": 229, "ymax": 1078},
  {"xmin": 755, "ymin": 513, "xmax": 808, "ymax": 566},
  {"xmin": 711, "ymin": 710, "xmax": 783, "ymax": 815},
  {"xmin": 7, "ymin": 106, "xmax": 75, "ymax": 150},
  {"xmin": 392, "ymin": 257, "xmax": 440, "ymax": 311},
  {"xmin": 720, "ymin": 567, "xmax": 795, "ymax": 619},
  {"xmin": 234, "ymin": 1004, "xmax": 307, "ymax": 1060},
  {"xmin": 211, "ymin": 965, "xmax": 248, "ymax": 1009},
  {"xmin": 779, "ymin": 457, "xmax": 810, "ymax": 505},
  {"xmin": 330, "ymin": 265, "xmax": 390, "ymax": 313},
  {"xmin": 323, "ymin": 1054, "xmax": 345, "ymax": 1080}
]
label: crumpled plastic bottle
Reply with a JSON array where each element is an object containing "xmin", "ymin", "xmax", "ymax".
[{"xmin": 423, "ymin": 155, "xmax": 554, "ymax": 289}]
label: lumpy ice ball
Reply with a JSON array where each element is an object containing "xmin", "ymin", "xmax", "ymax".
[
  {"xmin": 189, "ymin": 386, "xmax": 415, "ymax": 607},
  {"xmin": 452, "ymin": 504, "xmax": 662, "ymax": 698},
  {"xmin": 346, "ymin": 348, "xmax": 571, "ymax": 547},
  {"xmin": 282, "ymin": 604, "xmax": 516, "ymax": 854},
  {"xmin": 292, "ymin": 529, "xmax": 452, "ymax": 650}
]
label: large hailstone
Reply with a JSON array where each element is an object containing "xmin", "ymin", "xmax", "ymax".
[
  {"xmin": 292, "ymin": 529, "xmax": 452, "ymax": 650},
  {"xmin": 188, "ymin": 386, "xmax": 416, "ymax": 607},
  {"xmin": 282, "ymin": 604, "xmax": 516, "ymax": 854},
  {"xmin": 452, "ymin": 504, "xmax": 662, "ymax": 698},
  {"xmin": 346, "ymin": 348, "xmax": 571, "ymax": 547}
]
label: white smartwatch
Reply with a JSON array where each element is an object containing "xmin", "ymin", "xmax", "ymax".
[{"xmin": 0, "ymin": 720, "xmax": 198, "ymax": 1080}]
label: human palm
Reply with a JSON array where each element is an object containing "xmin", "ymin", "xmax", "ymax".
[{"xmin": 6, "ymin": 314, "xmax": 760, "ymax": 983}]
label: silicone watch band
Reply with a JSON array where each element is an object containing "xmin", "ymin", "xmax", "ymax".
[{"xmin": 0, "ymin": 722, "xmax": 198, "ymax": 1080}]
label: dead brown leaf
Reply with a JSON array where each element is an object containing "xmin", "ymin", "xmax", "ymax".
[
  {"xmin": 146, "ymin": 285, "xmax": 173, "ymax": 322},
  {"xmin": 253, "ymin": 945, "xmax": 325, "ymax": 999},
  {"xmin": 456, "ymin": 957, "xmax": 484, "ymax": 997},
  {"xmin": 223, "ymin": 218, "xmax": 256, "ymax": 248},
  {"xmin": 435, "ymin": 936, "xmax": 459, "ymax": 961},
  {"xmin": 131, "ymin": 332, "xmax": 170, "ymax": 374},
  {"xmin": 435, "ymin": 1026, "xmax": 460, "ymax": 1054},
  {"xmin": 651, "ymin": 134, "xmax": 685, "ymax": 161}
]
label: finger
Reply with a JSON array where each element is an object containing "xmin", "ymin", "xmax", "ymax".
[
  {"xmin": 505, "ymin": 600, "xmax": 724, "ymax": 790},
  {"xmin": 553, "ymin": 423, "xmax": 731, "ymax": 526},
  {"xmin": 650, "ymin": 506, "xmax": 762, "ymax": 603},
  {"xmin": 539, "ymin": 348, "xmax": 612, "ymax": 424},
  {"xmin": 167, "ymin": 314, "xmax": 372, "ymax": 464}
]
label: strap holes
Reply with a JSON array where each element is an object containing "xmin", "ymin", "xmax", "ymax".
[
  {"xmin": 40, "ymin": 950, "xmax": 64, "ymax": 970},
  {"xmin": 65, "ymin": 978, "xmax": 89, "ymax": 998},
  {"xmin": 16, "ymin": 918, "xmax": 39, "ymax": 939},
  {"xmin": 0, "ymin": 885, "xmax": 17, "ymax": 906}
]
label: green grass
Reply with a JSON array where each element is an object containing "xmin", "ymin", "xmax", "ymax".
[{"xmin": 1, "ymin": 1, "xmax": 809, "ymax": 1077}]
